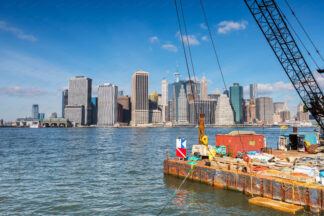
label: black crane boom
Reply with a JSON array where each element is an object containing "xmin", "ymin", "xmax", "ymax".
[{"xmin": 244, "ymin": 0, "xmax": 324, "ymax": 131}]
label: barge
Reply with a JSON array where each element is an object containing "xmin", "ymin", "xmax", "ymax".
[{"xmin": 163, "ymin": 114, "xmax": 324, "ymax": 213}]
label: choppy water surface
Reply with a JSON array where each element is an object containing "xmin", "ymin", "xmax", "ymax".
[{"xmin": 0, "ymin": 127, "xmax": 315, "ymax": 215}]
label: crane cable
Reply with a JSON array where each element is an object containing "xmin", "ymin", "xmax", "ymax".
[
  {"xmin": 277, "ymin": 4, "xmax": 321, "ymax": 70},
  {"xmin": 284, "ymin": 0, "xmax": 324, "ymax": 63},
  {"xmin": 199, "ymin": 0, "xmax": 227, "ymax": 91},
  {"xmin": 176, "ymin": 0, "xmax": 201, "ymax": 122},
  {"xmin": 199, "ymin": 0, "xmax": 247, "ymax": 154}
]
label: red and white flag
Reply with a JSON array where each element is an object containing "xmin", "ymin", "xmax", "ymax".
[{"xmin": 176, "ymin": 138, "xmax": 187, "ymax": 158}]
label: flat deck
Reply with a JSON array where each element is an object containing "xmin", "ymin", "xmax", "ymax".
[{"xmin": 164, "ymin": 158, "xmax": 324, "ymax": 213}]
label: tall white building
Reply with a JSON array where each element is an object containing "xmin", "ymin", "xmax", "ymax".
[
  {"xmin": 201, "ymin": 75, "xmax": 208, "ymax": 100},
  {"xmin": 215, "ymin": 94, "xmax": 234, "ymax": 125},
  {"xmin": 161, "ymin": 79, "xmax": 168, "ymax": 122},
  {"xmin": 177, "ymin": 85, "xmax": 189, "ymax": 123},
  {"xmin": 131, "ymin": 70, "xmax": 149, "ymax": 125},
  {"xmin": 97, "ymin": 84, "xmax": 118, "ymax": 126},
  {"xmin": 65, "ymin": 76, "xmax": 92, "ymax": 125},
  {"xmin": 249, "ymin": 84, "xmax": 258, "ymax": 101}
]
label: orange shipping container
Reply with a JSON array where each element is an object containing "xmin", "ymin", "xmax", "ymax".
[{"xmin": 215, "ymin": 134, "xmax": 264, "ymax": 157}]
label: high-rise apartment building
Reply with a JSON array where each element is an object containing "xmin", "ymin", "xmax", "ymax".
[
  {"xmin": 189, "ymin": 100, "xmax": 216, "ymax": 125},
  {"xmin": 64, "ymin": 76, "xmax": 92, "ymax": 125},
  {"xmin": 249, "ymin": 84, "xmax": 258, "ymax": 101},
  {"xmin": 117, "ymin": 96, "xmax": 131, "ymax": 124},
  {"xmin": 297, "ymin": 102, "xmax": 309, "ymax": 122},
  {"xmin": 256, "ymin": 97, "xmax": 273, "ymax": 125},
  {"xmin": 230, "ymin": 83, "xmax": 243, "ymax": 124},
  {"xmin": 97, "ymin": 84, "xmax": 118, "ymax": 126},
  {"xmin": 32, "ymin": 104, "xmax": 39, "ymax": 119},
  {"xmin": 131, "ymin": 70, "xmax": 149, "ymax": 125},
  {"xmin": 201, "ymin": 75, "xmax": 208, "ymax": 100},
  {"xmin": 161, "ymin": 79, "xmax": 168, "ymax": 122},
  {"xmin": 62, "ymin": 89, "xmax": 68, "ymax": 118},
  {"xmin": 273, "ymin": 102, "xmax": 289, "ymax": 114}
]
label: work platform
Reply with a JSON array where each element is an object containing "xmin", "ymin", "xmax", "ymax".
[{"xmin": 164, "ymin": 158, "xmax": 324, "ymax": 213}]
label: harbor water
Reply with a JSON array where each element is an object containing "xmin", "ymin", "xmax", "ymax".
[{"xmin": 0, "ymin": 127, "xmax": 316, "ymax": 215}]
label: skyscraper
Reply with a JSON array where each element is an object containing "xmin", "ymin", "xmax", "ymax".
[
  {"xmin": 62, "ymin": 89, "xmax": 68, "ymax": 118},
  {"xmin": 161, "ymin": 79, "xmax": 168, "ymax": 122},
  {"xmin": 64, "ymin": 76, "xmax": 92, "ymax": 125},
  {"xmin": 189, "ymin": 100, "xmax": 216, "ymax": 125},
  {"xmin": 117, "ymin": 96, "xmax": 131, "ymax": 124},
  {"xmin": 177, "ymin": 85, "xmax": 189, "ymax": 123},
  {"xmin": 249, "ymin": 84, "xmax": 258, "ymax": 101},
  {"xmin": 256, "ymin": 97, "xmax": 273, "ymax": 125},
  {"xmin": 97, "ymin": 84, "xmax": 118, "ymax": 126},
  {"xmin": 201, "ymin": 75, "xmax": 208, "ymax": 100},
  {"xmin": 215, "ymin": 94, "xmax": 234, "ymax": 125},
  {"xmin": 91, "ymin": 97, "xmax": 98, "ymax": 124},
  {"xmin": 32, "ymin": 104, "xmax": 39, "ymax": 119},
  {"xmin": 131, "ymin": 70, "xmax": 149, "ymax": 125},
  {"xmin": 297, "ymin": 102, "xmax": 309, "ymax": 122},
  {"xmin": 230, "ymin": 83, "xmax": 243, "ymax": 124}
]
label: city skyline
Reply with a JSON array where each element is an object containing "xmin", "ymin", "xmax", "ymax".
[{"xmin": 0, "ymin": 0, "xmax": 323, "ymax": 121}]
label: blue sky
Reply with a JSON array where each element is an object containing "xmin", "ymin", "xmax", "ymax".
[{"xmin": 0, "ymin": 0, "xmax": 323, "ymax": 121}]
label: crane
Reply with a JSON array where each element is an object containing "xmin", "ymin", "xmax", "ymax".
[{"xmin": 243, "ymin": 0, "xmax": 324, "ymax": 131}]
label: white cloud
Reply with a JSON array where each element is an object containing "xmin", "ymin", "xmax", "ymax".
[
  {"xmin": 149, "ymin": 36, "xmax": 159, "ymax": 43},
  {"xmin": 0, "ymin": 20, "xmax": 37, "ymax": 42},
  {"xmin": 200, "ymin": 23, "xmax": 207, "ymax": 30},
  {"xmin": 0, "ymin": 86, "xmax": 47, "ymax": 97},
  {"xmin": 243, "ymin": 81, "xmax": 294, "ymax": 97},
  {"xmin": 201, "ymin": 35, "xmax": 208, "ymax": 41},
  {"xmin": 217, "ymin": 20, "xmax": 248, "ymax": 34},
  {"xmin": 161, "ymin": 43, "xmax": 178, "ymax": 52},
  {"xmin": 314, "ymin": 73, "xmax": 324, "ymax": 89},
  {"xmin": 176, "ymin": 32, "xmax": 200, "ymax": 45}
]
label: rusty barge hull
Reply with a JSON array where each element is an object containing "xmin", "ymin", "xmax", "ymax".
[{"xmin": 164, "ymin": 159, "xmax": 324, "ymax": 213}]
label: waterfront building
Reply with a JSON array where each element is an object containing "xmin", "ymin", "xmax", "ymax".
[
  {"xmin": 117, "ymin": 96, "xmax": 131, "ymax": 124},
  {"xmin": 162, "ymin": 79, "xmax": 168, "ymax": 122},
  {"xmin": 39, "ymin": 113, "xmax": 45, "ymax": 120},
  {"xmin": 131, "ymin": 70, "xmax": 149, "ymax": 125},
  {"xmin": 215, "ymin": 88, "xmax": 220, "ymax": 95},
  {"xmin": 230, "ymin": 83, "xmax": 243, "ymax": 124},
  {"xmin": 32, "ymin": 104, "xmax": 39, "ymax": 119},
  {"xmin": 177, "ymin": 85, "xmax": 189, "ymax": 123},
  {"xmin": 149, "ymin": 109, "xmax": 162, "ymax": 123},
  {"xmin": 215, "ymin": 94, "xmax": 234, "ymax": 125},
  {"xmin": 189, "ymin": 99, "xmax": 216, "ymax": 125},
  {"xmin": 64, "ymin": 106, "xmax": 84, "ymax": 125},
  {"xmin": 61, "ymin": 89, "xmax": 68, "ymax": 118},
  {"xmin": 65, "ymin": 76, "xmax": 92, "ymax": 125},
  {"xmin": 0, "ymin": 119, "xmax": 3, "ymax": 127},
  {"xmin": 201, "ymin": 75, "xmax": 208, "ymax": 100},
  {"xmin": 97, "ymin": 84, "xmax": 118, "ymax": 126},
  {"xmin": 49, "ymin": 112, "xmax": 57, "ymax": 119},
  {"xmin": 91, "ymin": 97, "xmax": 98, "ymax": 124},
  {"xmin": 273, "ymin": 102, "xmax": 289, "ymax": 114},
  {"xmin": 185, "ymin": 79, "xmax": 200, "ymax": 101},
  {"xmin": 279, "ymin": 110, "xmax": 291, "ymax": 122},
  {"xmin": 249, "ymin": 84, "xmax": 258, "ymax": 101},
  {"xmin": 297, "ymin": 102, "xmax": 309, "ymax": 122},
  {"xmin": 256, "ymin": 97, "xmax": 274, "ymax": 125}
]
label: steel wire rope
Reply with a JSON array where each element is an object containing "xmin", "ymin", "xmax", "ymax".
[
  {"xmin": 277, "ymin": 5, "xmax": 321, "ymax": 71},
  {"xmin": 174, "ymin": 0, "xmax": 197, "ymax": 126},
  {"xmin": 199, "ymin": 0, "xmax": 248, "ymax": 155},
  {"xmin": 284, "ymin": 0, "xmax": 324, "ymax": 63}
]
